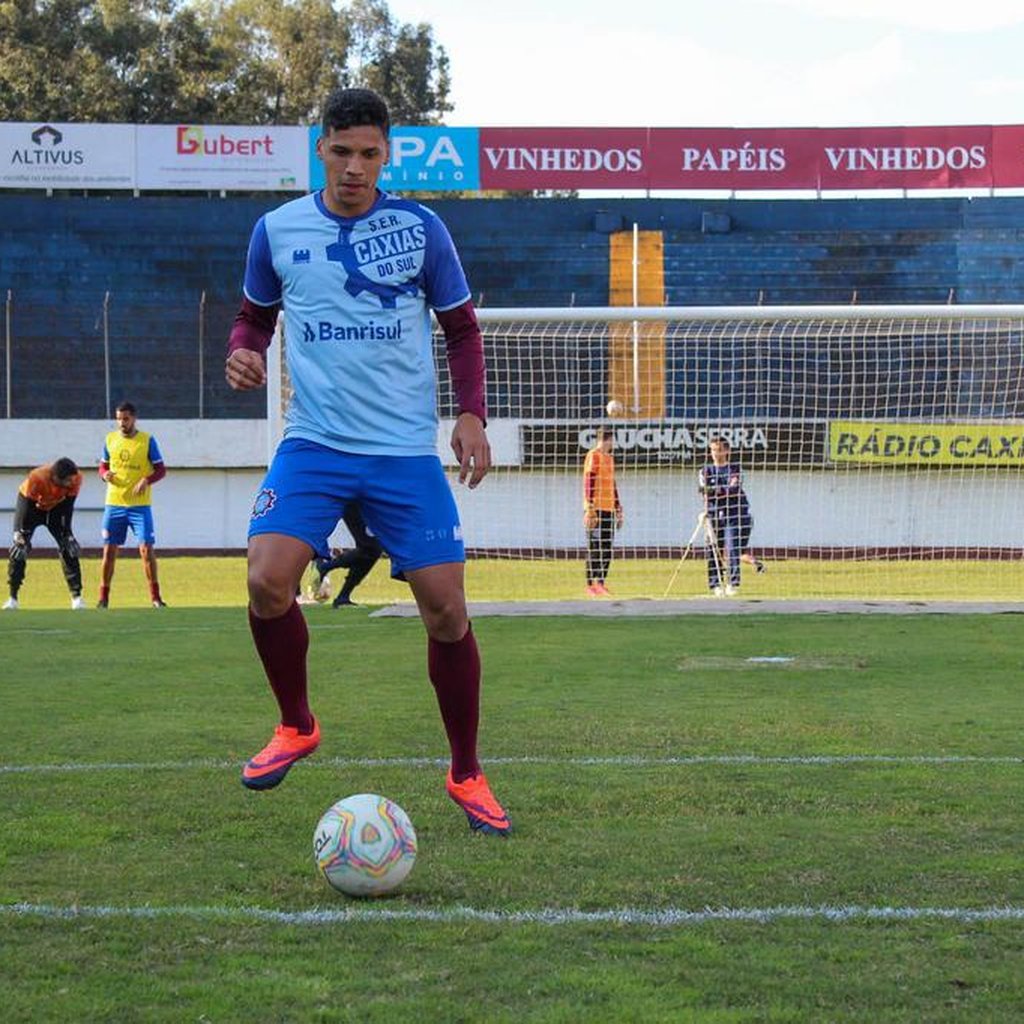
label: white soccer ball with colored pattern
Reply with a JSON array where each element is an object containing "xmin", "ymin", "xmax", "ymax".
[
  {"xmin": 606, "ymin": 399, "xmax": 625, "ymax": 417},
  {"xmin": 313, "ymin": 793, "xmax": 418, "ymax": 897}
]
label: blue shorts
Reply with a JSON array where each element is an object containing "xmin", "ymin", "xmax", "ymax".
[
  {"xmin": 102, "ymin": 505, "xmax": 156, "ymax": 546},
  {"xmin": 248, "ymin": 438, "xmax": 464, "ymax": 578}
]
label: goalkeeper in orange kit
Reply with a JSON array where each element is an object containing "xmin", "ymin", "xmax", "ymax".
[
  {"xmin": 5, "ymin": 458, "xmax": 85, "ymax": 610},
  {"xmin": 582, "ymin": 427, "xmax": 623, "ymax": 597}
]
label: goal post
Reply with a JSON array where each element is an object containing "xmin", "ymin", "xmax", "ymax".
[{"xmin": 434, "ymin": 304, "xmax": 1024, "ymax": 602}]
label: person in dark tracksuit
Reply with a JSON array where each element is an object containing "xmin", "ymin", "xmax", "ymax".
[
  {"xmin": 312, "ymin": 502, "xmax": 384, "ymax": 607},
  {"xmin": 698, "ymin": 436, "xmax": 765, "ymax": 597}
]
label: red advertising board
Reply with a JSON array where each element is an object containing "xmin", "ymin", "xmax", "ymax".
[
  {"xmin": 991, "ymin": 125, "xmax": 1024, "ymax": 186},
  {"xmin": 648, "ymin": 128, "xmax": 819, "ymax": 189},
  {"xmin": 813, "ymin": 126, "xmax": 993, "ymax": 189},
  {"xmin": 479, "ymin": 127, "xmax": 649, "ymax": 190},
  {"xmin": 478, "ymin": 125, "xmax": 1022, "ymax": 192}
]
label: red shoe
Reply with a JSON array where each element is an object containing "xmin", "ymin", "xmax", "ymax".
[
  {"xmin": 241, "ymin": 717, "xmax": 320, "ymax": 790},
  {"xmin": 586, "ymin": 584, "xmax": 601, "ymax": 597},
  {"xmin": 446, "ymin": 769, "xmax": 512, "ymax": 836},
  {"xmin": 593, "ymin": 582, "xmax": 611, "ymax": 597}
]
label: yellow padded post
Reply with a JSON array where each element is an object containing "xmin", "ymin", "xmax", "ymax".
[{"xmin": 607, "ymin": 230, "xmax": 665, "ymax": 418}]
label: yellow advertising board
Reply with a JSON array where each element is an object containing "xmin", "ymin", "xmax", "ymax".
[{"xmin": 830, "ymin": 422, "xmax": 1024, "ymax": 465}]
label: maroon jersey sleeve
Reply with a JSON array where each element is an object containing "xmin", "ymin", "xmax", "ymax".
[
  {"xmin": 436, "ymin": 301, "xmax": 487, "ymax": 424},
  {"xmin": 227, "ymin": 297, "xmax": 280, "ymax": 356}
]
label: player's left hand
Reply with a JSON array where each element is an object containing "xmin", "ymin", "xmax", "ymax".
[
  {"xmin": 451, "ymin": 412, "xmax": 491, "ymax": 489},
  {"xmin": 615, "ymin": 509, "xmax": 624, "ymax": 530},
  {"xmin": 130, "ymin": 479, "xmax": 148, "ymax": 498}
]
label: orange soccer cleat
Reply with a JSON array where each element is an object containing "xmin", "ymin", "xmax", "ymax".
[
  {"xmin": 446, "ymin": 768, "xmax": 512, "ymax": 837},
  {"xmin": 241, "ymin": 717, "xmax": 321, "ymax": 790}
]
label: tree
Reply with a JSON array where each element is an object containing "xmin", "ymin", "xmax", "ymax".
[
  {"xmin": 0, "ymin": 0, "xmax": 451, "ymax": 125},
  {"xmin": 200, "ymin": 0, "xmax": 349, "ymax": 124},
  {"xmin": 0, "ymin": 0, "xmax": 217, "ymax": 121},
  {"xmin": 341, "ymin": 0, "xmax": 451, "ymax": 125}
]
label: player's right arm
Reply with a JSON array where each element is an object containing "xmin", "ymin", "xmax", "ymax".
[
  {"xmin": 226, "ymin": 300, "xmax": 277, "ymax": 390},
  {"xmin": 226, "ymin": 217, "xmax": 281, "ymax": 391},
  {"xmin": 98, "ymin": 441, "xmax": 124, "ymax": 487},
  {"xmin": 582, "ymin": 450, "xmax": 598, "ymax": 529},
  {"xmin": 21, "ymin": 468, "xmax": 48, "ymax": 508},
  {"xmin": 697, "ymin": 465, "xmax": 715, "ymax": 515}
]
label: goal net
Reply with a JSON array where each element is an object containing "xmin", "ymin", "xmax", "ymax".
[
  {"xmin": 270, "ymin": 305, "xmax": 1024, "ymax": 602},
  {"xmin": 435, "ymin": 305, "xmax": 1024, "ymax": 602}
]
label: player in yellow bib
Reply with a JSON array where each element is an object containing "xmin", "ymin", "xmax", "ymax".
[{"xmin": 97, "ymin": 401, "xmax": 167, "ymax": 608}]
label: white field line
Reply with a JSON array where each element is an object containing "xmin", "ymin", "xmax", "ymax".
[
  {"xmin": 1, "ymin": 753, "xmax": 1021, "ymax": 775},
  {"xmin": 3, "ymin": 901, "xmax": 1023, "ymax": 927},
  {"xmin": 0, "ymin": 624, "xmax": 345, "ymax": 635}
]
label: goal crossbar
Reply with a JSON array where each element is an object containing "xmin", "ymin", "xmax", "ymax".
[{"xmin": 474, "ymin": 304, "xmax": 1024, "ymax": 324}]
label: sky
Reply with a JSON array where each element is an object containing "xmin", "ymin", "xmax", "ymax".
[{"xmin": 384, "ymin": 0, "xmax": 1024, "ymax": 129}]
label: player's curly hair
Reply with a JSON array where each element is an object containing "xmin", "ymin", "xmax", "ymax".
[{"xmin": 322, "ymin": 88, "xmax": 390, "ymax": 137}]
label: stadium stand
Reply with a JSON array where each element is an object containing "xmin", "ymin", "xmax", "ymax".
[{"xmin": 3, "ymin": 194, "xmax": 1024, "ymax": 417}]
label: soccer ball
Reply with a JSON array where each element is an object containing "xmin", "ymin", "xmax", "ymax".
[
  {"xmin": 313, "ymin": 793, "xmax": 418, "ymax": 897},
  {"xmin": 606, "ymin": 399, "xmax": 625, "ymax": 417}
]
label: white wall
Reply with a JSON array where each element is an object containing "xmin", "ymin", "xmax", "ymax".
[
  {"xmin": 457, "ymin": 468, "xmax": 1024, "ymax": 550},
  {"xmin": 2, "ymin": 419, "xmax": 1021, "ymax": 551},
  {"xmin": 0, "ymin": 419, "xmax": 266, "ymax": 549}
]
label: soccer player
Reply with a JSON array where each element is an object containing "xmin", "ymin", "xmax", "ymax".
[
  {"xmin": 224, "ymin": 86, "xmax": 510, "ymax": 837},
  {"xmin": 97, "ymin": 401, "xmax": 168, "ymax": 608},
  {"xmin": 312, "ymin": 502, "xmax": 384, "ymax": 608},
  {"xmin": 4, "ymin": 458, "xmax": 85, "ymax": 610},
  {"xmin": 582, "ymin": 426, "xmax": 624, "ymax": 597},
  {"xmin": 698, "ymin": 435, "xmax": 765, "ymax": 597}
]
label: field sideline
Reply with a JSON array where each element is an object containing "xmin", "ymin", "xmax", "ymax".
[
  {"xmin": 6, "ymin": 552, "xmax": 1024, "ymax": 607},
  {"xmin": 2, "ymin": 566, "xmax": 1023, "ymax": 1020}
]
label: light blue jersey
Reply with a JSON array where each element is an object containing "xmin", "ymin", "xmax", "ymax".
[{"xmin": 243, "ymin": 190, "xmax": 471, "ymax": 456}]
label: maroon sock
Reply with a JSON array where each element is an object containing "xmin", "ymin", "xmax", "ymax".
[
  {"xmin": 428, "ymin": 626, "xmax": 481, "ymax": 782},
  {"xmin": 248, "ymin": 601, "xmax": 313, "ymax": 732}
]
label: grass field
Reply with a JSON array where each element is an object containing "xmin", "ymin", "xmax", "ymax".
[
  {"xmin": 7, "ymin": 551, "xmax": 1024, "ymax": 608},
  {"xmin": 2, "ymin": 561, "xmax": 1023, "ymax": 1021}
]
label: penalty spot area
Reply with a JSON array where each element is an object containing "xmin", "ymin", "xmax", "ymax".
[{"xmin": 677, "ymin": 655, "xmax": 867, "ymax": 673}]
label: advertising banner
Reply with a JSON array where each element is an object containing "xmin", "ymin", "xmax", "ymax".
[
  {"xmin": 648, "ymin": 128, "xmax": 818, "ymax": 189},
  {"xmin": 2, "ymin": 121, "xmax": 1024, "ymax": 193},
  {"xmin": 136, "ymin": 125, "xmax": 308, "ymax": 191},
  {"xmin": 813, "ymin": 126, "xmax": 993, "ymax": 190},
  {"xmin": 829, "ymin": 421, "xmax": 1024, "ymax": 465},
  {"xmin": 489, "ymin": 126, "xmax": 1004, "ymax": 191},
  {"xmin": 0, "ymin": 122, "xmax": 134, "ymax": 189},
  {"xmin": 521, "ymin": 422, "xmax": 828, "ymax": 469},
  {"xmin": 991, "ymin": 125, "xmax": 1024, "ymax": 187},
  {"xmin": 478, "ymin": 127, "xmax": 648, "ymax": 190},
  {"xmin": 310, "ymin": 126, "xmax": 480, "ymax": 192}
]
